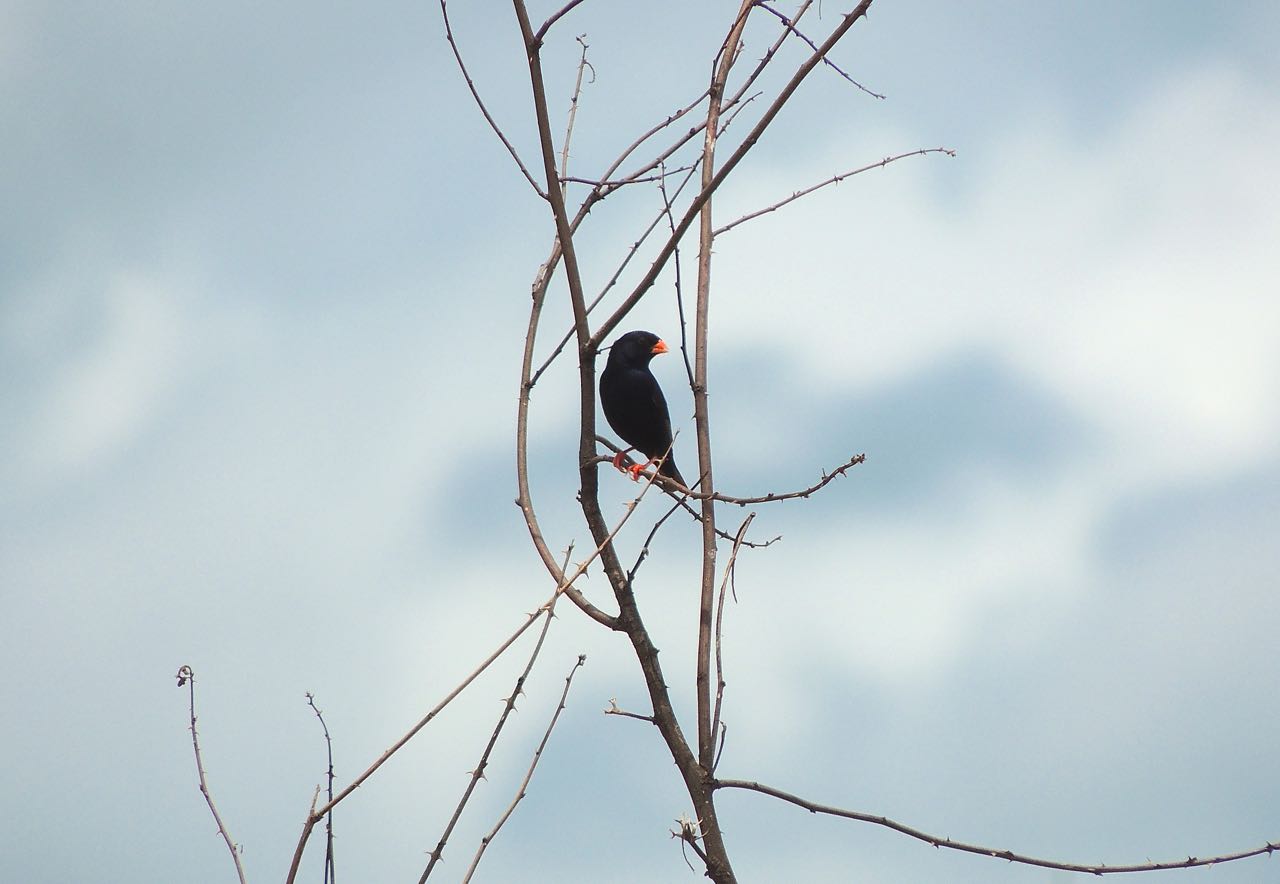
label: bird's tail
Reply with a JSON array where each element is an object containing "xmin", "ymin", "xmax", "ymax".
[{"xmin": 659, "ymin": 455, "xmax": 684, "ymax": 487}]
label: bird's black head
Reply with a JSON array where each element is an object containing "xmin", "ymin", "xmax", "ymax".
[{"xmin": 606, "ymin": 330, "xmax": 669, "ymax": 368}]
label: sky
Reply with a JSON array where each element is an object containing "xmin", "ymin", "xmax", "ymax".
[{"xmin": 2, "ymin": 2, "xmax": 1278, "ymax": 882}]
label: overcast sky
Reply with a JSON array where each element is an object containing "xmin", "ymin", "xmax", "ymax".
[{"xmin": 3, "ymin": 3, "xmax": 1278, "ymax": 882}]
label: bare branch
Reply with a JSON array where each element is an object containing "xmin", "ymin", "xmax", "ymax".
[
  {"xmin": 658, "ymin": 163, "xmax": 696, "ymax": 388},
  {"xmin": 626, "ymin": 484, "xmax": 693, "ymax": 585},
  {"xmin": 420, "ymin": 589, "xmax": 565, "ymax": 881},
  {"xmin": 558, "ymin": 36, "xmax": 594, "ymax": 199},
  {"xmin": 711, "ymin": 513, "xmax": 754, "ymax": 774},
  {"xmin": 714, "ymin": 148, "xmax": 956, "ymax": 237},
  {"xmin": 711, "ymin": 453, "xmax": 866, "ymax": 505},
  {"xmin": 673, "ymin": 815, "xmax": 711, "ymax": 866},
  {"xmin": 560, "ymin": 164, "xmax": 696, "ymax": 189},
  {"xmin": 286, "ymin": 513, "xmax": 637, "ymax": 884},
  {"xmin": 716, "ymin": 778, "xmax": 1280, "ymax": 876},
  {"xmin": 605, "ymin": 698, "xmax": 657, "ymax": 725},
  {"xmin": 755, "ymin": 2, "xmax": 885, "ymax": 99},
  {"xmin": 440, "ymin": 0, "xmax": 547, "ymax": 199},
  {"xmin": 176, "ymin": 666, "xmax": 247, "ymax": 884},
  {"xmin": 694, "ymin": 2, "xmax": 757, "ymax": 786},
  {"xmin": 285, "ymin": 467, "xmax": 650, "ymax": 879},
  {"xmin": 596, "ymin": 88, "xmax": 711, "ymax": 187},
  {"xmin": 591, "ymin": 441, "xmax": 782, "ymax": 549},
  {"xmin": 725, "ymin": 0, "xmax": 812, "ymax": 108},
  {"xmin": 286, "ymin": 610, "xmax": 544, "ymax": 883},
  {"xmin": 462, "ymin": 655, "xmax": 588, "ymax": 883},
  {"xmin": 527, "ymin": 82, "xmax": 761, "ymax": 391},
  {"xmin": 590, "ymin": 0, "xmax": 880, "ymax": 352},
  {"xmin": 529, "ymin": 159, "xmax": 701, "ymax": 390},
  {"xmin": 592, "ymin": 448, "xmax": 866, "ymax": 507},
  {"xmin": 305, "ymin": 692, "xmax": 337, "ymax": 884},
  {"xmin": 535, "ymin": 0, "xmax": 590, "ymax": 43}
]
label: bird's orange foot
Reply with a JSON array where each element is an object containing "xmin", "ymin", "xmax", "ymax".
[
  {"xmin": 627, "ymin": 462, "xmax": 647, "ymax": 481},
  {"xmin": 612, "ymin": 450, "xmax": 633, "ymax": 473}
]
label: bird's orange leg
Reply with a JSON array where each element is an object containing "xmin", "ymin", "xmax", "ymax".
[{"xmin": 627, "ymin": 458, "xmax": 657, "ymax": 481}]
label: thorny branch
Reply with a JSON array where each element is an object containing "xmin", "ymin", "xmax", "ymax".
[
  {"xmin": 588, "ymin": 0, "xmax": 880, "ymax": 351},
  {"xmin": 558, "ymin": 36, "xmax": 594, "ymax": 198},
  {"xmin": 461, "ymin": 655, "xmax": 587, "ymax": 883},
  {"xmin": 715, "ymin": 778, "xmax": 1280, "ymax": 876},
  {"xmin": 419, "ymin": 587, "xmax": 565, "ymax": 881},
  {"xmin": 285, "ymin": 480, "xmax": 656, "ymax": 883},
  {"xmin": 592, "ymin": 444, "xmax": 866, "ymax": 508},
  {"xmin": 714, "ymin": 147, "xmax": 956, "ymax": 237},
  {"xmin": 305, "ymin": 692, "xmax": 337, "ymax": 884},
  {"xmin": 176, "ymin": 666, "xmax": 247, "ymax": 884},
  {"xmin": 755, "ymin": 1, "xmax": 885, "ymax": 99}
]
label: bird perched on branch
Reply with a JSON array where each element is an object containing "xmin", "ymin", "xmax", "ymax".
[{"xmin": 600, "ymin": 330, "xmax": 685, "ymax": 486}]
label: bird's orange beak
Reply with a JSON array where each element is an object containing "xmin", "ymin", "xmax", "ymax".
[{"xmin": 652, "ymin": 339, "xmax": 669, "ymax": 355}]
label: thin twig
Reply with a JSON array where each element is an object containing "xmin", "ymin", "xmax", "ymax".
[
  {"xmin": 715, "ymin": 778, "xmax": 1280, "ymax": 876},
  {"xmin": 605, "ymin": 698, "xmax": 657, "ymax": 725},
  {"xmin": 712, "ymin": 453, "xmax": 866, "ymax": 505},
  {"xmin": 535, "ymin": 0, "xmax": 590, "ymax": 43},
  {"xmin": 420, "ymin": 589, "xmax": 565, "ymax": 881},
  {"xmin": 289, "ymin": 470, "xmax": 662, "ymax": 877},
  {"xmin": 286, "ymin": 612, "xmax": 543, "ymax": 884},
  {"xmin": 523, "ymin": 83, "xmax": 717, "ymax": 392},
  {"xmin": 533, "ymin": 86, "xmax": 766, "ymax": 392},
  {"xmin": 595, "ymin": 438, "xmax": 861, "ymax": 508},
  {"xmin": 440, "ymin": 0, "xmax": 547, "ymax": 199},
  {"xmin": 462, "ymin": 655, "xmax": 588, "ymax": 883},
  {"xmin": 710, "ymin": 513, "xmax": 754, "ymax": 774},
  {"xmin": 673, "ymin": 815, "xmax": 710, "ymax": 866},
  {"xmin": 589, "ymin": 0, "xmax": 880, "ymax": 352},
  {"xmin": 593, "ymin": 448, "xmax": 865, "ymax": 507},
  {"xmin": 558, "ymin": 37, "xmax": 594, "ymax": 200},
  {"xmin": 559, "ymin": 166, "xmax": 697, "ymax": 188},
  {"xmin": 714, "ymin": 148, "xmax": 956, "ymax": 237},
  {"xmin": 691, "ymin": 0, "xmax": 755, "ymax": 824},
  {"xmin": 305, "ymin": 693, "xmax": 337, "ymax": 884},
  {"xmin": 286, "ymin": 512, "xmax": 631, "ymax": 884},
  {"xmin": 756, "ymin": 1, "xmax": 885, "ymax": 99},
  {"xmin": 506, "ymin": 4, "xmax": 879, "ymax": 883},
  {"xmin": 711, "ymin": 721, "xmax": 728, "ymax": 773},
  {"xmin": 592, "ymin": 439, "xmax": 780, "ymax": 548},
  {"xmin": 176, "ymin": 666, "xmax": 248, "ymax": 884},
  {"xmin": 626, "ymin": 443, "xmax": 698, "ymax": 584},
  {"xmin": 658, "ymin": 163, "xmax": 696, "ymax": 389},
  {"xmin": 726, "ymin": 0, "xmax": 813, "ymax": 109},
  {"xmin": 529, "ymin": 159, "xmax": 702, "ymax": 390}
]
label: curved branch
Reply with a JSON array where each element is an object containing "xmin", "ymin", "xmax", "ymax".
[
  {"xmin": 716, "ymin": 778, "xmax": 1280, "ymax": 876},
  {"xmin": 440, "ymin": 0, "xmax": 547, "ymax": 199}
]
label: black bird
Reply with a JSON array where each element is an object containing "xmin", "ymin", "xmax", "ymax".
[{"xmin": 600, "ymin": 330, "xmax": 685, "ymax": 486}]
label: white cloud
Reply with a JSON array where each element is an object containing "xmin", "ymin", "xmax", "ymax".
[
  {"xmin": 715, "ymin": 61, "xmax": 1280, "ymax": 491},
  {"xmin": 19, "ymin": 273, "xmax": 190, "ymax": 480}
]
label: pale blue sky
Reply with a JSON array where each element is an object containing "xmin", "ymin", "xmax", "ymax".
[{"xmin": 3, "ymin": 3, "xmax": 1278, "ymax": 882}]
